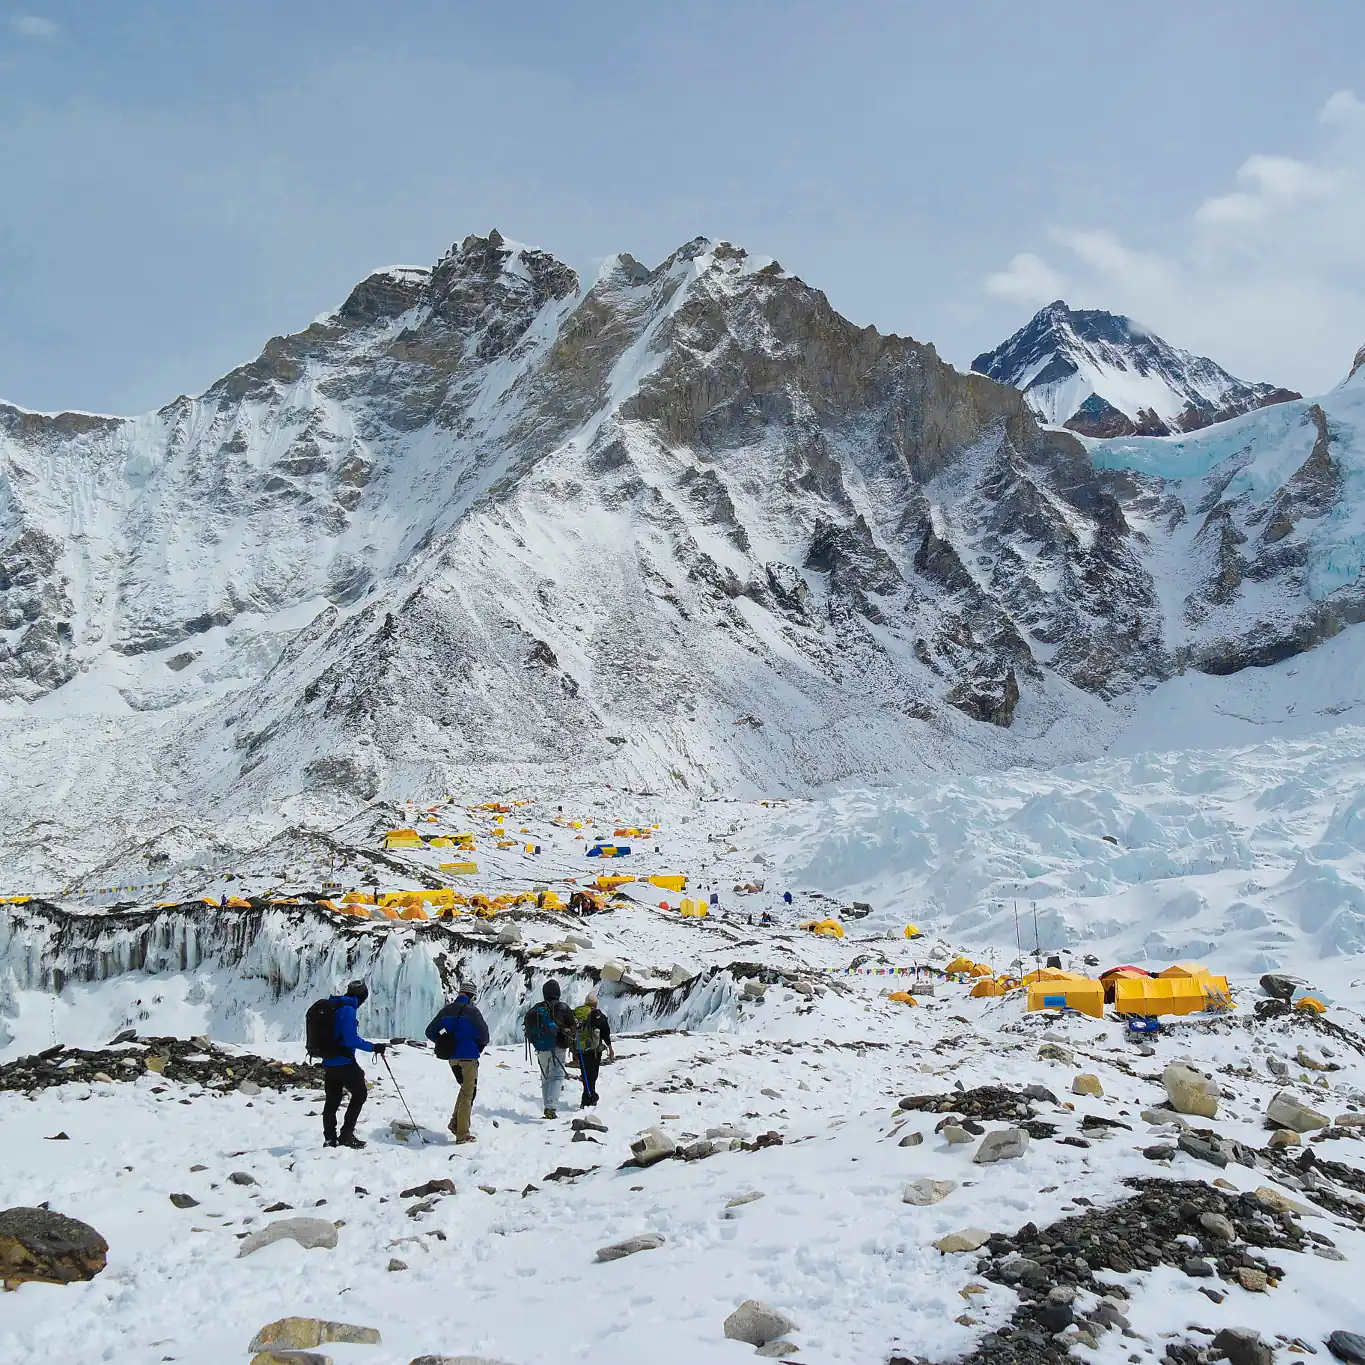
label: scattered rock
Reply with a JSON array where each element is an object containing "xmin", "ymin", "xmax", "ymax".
[
  {"xmin": 250, "ymin": 1353, "xmax": 333, "ymax": 1365},
  {"xmin": 572, "ymin": 1116, "xmax": 607, "ymax": 1134},
  {"xmin": 249, "ymin": 1319, "xmax": 381, "ymax": 1351},
  {"xmin": 1254, "ymin": 1186, "xmax": 1313, "ymax": 1217},
  {"xmin": 903, "ymin": 1179, "xmax": 957, "ymax": 1206},
  {"xmin": 1038, "ymin": 1044, "xmax": 1074, "ymax": 1064},
  {"xmin": 898, "ymin": 1131, "xmax": 924, "ymax": 1147},
  {"xmin": 1212, "ymin": 1327, "xmax": 1273, "ymax": 1365},
  {"xmin": 1297, "ymin": 1046, "xmax": 1335, "ymax": 1072},
  {"xmin": 1328, "ymin": 1331, "xmax": 1365, "ymax": 1364},
  {"xmin": 974, "ymin": 1129, "xmax": 1028, "ymax": 1163},
  {"xmin": 629, "ymin": 1127, "xmax": 676, "ymax": 1168},
  {"xmin": 756, "ymin": 1344, "xmax": 800, "ymax": 1358},
  {"xmin": 1177, "ymin": 1133, "xmax": 1228, "ymax": 1168},
  {"xmin": 237, "ymin": 1218, "xmax": 339, "ymax": 1258},
  {"xmin": 596, "ymin": 1234, "xmax": 665, "ymax": 1262},
  {"xmin": 723, "ymin": 1300, "xmax": 797, "ymax": 1347},
  {"xmin": 1266, "ymin": 1091, "xmax": 1329, "ymax": 1133},
  {"xmin": 726, "ymin": 1192, "xmax": 764, "ymax": 1209},
  {"xmin": 169, "ymin": 1193, "xmax": 200, "ymax": 1208},
  {"xmin": 935, "ymin": 1228, "xmax": 991, "ymax": 1253},
  {"xmin": 240, "ymin": 1080, "xmax": 263, "ymax": 1096},
  {"xmin": 1235, "ymin": 1266, "xmax": 1268, "ymax": 1293},
  {"xmin": 1198, "ymin": 1212, "xmax": 1236, "ymax": 1241},
  {"xmin": 1144, "ymin": 1145, "xmax": 1176, "ymax": 1161},
  {"xmin": 399, "ymin": 1180, "xmax": 456, "ymax": 1199},
  {"xmin": 1267, "ymin": 1129, "xmax": 1302, "ymax": 1148},
  {"xmin": 1183, "ymin": 1258, "xmax": 1214, "ymax": 1278},
  {"xmin": 229, "ymin": 1171, "xmax": 258, "ymax": 1186},
  {"xmin": 1072, "ymin": 1074, "xmax": 1103, "ymax": 1098},
  {"xmin": 942, "ymin": 1124, "xmax": 974, "ymax": 1145},
  {"xmin": 1163, "ymin": 1064, "xmax": 1219, "ymax": 1119},
  {"xmin": 1260, "ymin": 974, "xmax": 1298, "ymax": 1001},
  {"xmin": 388, "ymin": 1259, "xmax": 407, "ymax": 1271}
]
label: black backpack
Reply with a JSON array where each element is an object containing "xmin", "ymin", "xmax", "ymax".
[
  {"xmin": 305, "ymin": 997, "xmax": 344, "ymax": 1060},
  {"xmin": 433, "ymin": 1002, "xmax": 468, "ymax": 1060}
]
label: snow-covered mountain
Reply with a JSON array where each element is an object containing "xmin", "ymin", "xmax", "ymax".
[
  {"xmin": 0, "ymin": 233, "xmax": 1361, "ymax": 862},
  {"xmin": 972, "ymin": 300, "xmax": 1299, "ymax": 438}
]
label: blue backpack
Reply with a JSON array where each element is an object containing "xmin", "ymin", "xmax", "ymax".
[{"xmin": 524, "ymin": 1001, "xmax": 559, "ymax": 1051}]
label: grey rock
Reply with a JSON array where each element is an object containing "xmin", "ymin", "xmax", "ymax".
[
  {"xmin": 1177, "ymin": 1133, "xmax": 1228, "ymax": 1168},
  {"xmin": 934, "ymin": 1228, "xmax": 991, "ymax": 1253},
  {"xmin": 726, "ymin": 1191, "xmax": 764, "ymax": 1209},
  {"xmin": 1182, "ymin": 1258, "xmax": 1214, "ymax": 1278},
  {"xmin": 941, "ymin": 1124, "xmax": 974, "ymax": 1145},
  {"xmin": 1038, "ymin": 1044, "xmax": 1074, "ymax": 1064},
  {"xmin": 1162, "ymin": 1064, "xmax": 1219, "ymax": 1119},
  {"xmin": 902, "ymin": 1178, "xmax": 957, "ymax": 1206},
  {"xmin": 756, "ymin": 1343, "xmax": 800, "ymax": 1359},
  {"xmin": 898, "ymin": 1130, "xmax": 924, "ymax": 1147},
  {"xmin": 388, "ymin": 1258, "xmax": 408, "ymax": 1271},
  {"xmin": 1210, "ymin": 1330, "xmax": 1270, "ymax": 1365},
  {"xmin": 237, "ymin": 1217, "xmax": 339, "ymax": 1257},
  {"xmin": 596, "ymin": 1233, "xmax": 665, "ymax": 1262},
  {"xmin": 1143, "ymin": 1144, "xmax": 1176, "ymax": 1161},
  {"xmin": 629, "ymin": 1127, "xmax": 676, "ymax": 1167},
  {"xmin": 572, "ymin": 1116, "xmax": 608, "ymax": 1133},
  {"xmin": 239, "ymin": 1080, "xmax": 263, "ymax": 1096},
  {"xmin": 169, "ymin": 1193, "xmax": 200, "ymax": 1208},
  {"xmin": 248, "ymin": 1318, "xmax": 381, "ymax": 1351},
  {"xmin": 1266, "ymin": 1090, "xmax": 1329, "ymax": 1132},
  {"xmin": 973, "ymin": 1128, "xmax": 1029, "ymax": 1163},
  {"xmin": 723, "ymin": 1300, "xmax": 797, "ymax": 1347},
  {"xmin": 1198, "ymin": 1211, "xmax": 1236, "ymax": 1241},
  {"xmin": 229, "ymin": 1171, "xmax": 259, "ymax": 1186},
  {"xmin": 1328, "ymin": 1335, "xmax": 1365, "ymax": 1365},
  {"xmin": 1260, "ymin": 973, "xmax": 1298, "ymax": 1001}
]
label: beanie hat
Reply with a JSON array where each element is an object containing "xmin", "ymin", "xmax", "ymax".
[
  {"xmin": 543, "ymin": 979, "xmax": 561, "ymax": 1002},
  {"xmin": 458, "ymin": 981, "xmax": 477, "ymax": 998},
  {"xmin": 585, "ymin": 990, "xmax": 599, "ymax": 1006},
  {"xmin": 346, "ymin": 980, "xmax": 369, "ymax": 1005}
]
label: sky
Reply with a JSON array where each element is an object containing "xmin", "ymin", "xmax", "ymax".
[{"xmin": 1, "ymin": 0, "xmax": 1363, "ymax": 415}]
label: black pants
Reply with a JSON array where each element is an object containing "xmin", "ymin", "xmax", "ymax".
[
  {"xmin": 323, "ymin": 1061, "xmax": 367, "ymax": 1139},
  {"xmin": 580, "ymin": 1049, "xmax": 601, "ymax": 1103}
]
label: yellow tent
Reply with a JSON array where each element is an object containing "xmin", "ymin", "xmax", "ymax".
[
  {"xmin": 440, "ymin": 861, "xmax": 479, "ymax": 876},
  {"xmin": 1159, "ymin": 961, "xmax": 1212, "ymax": 979},
  {"xmin": 971, "ymin": 977, "xmax": 1011, "ymax": 997},
  {"xmin": 383, "ymin": 828, "xmax": 424, "ymax": 849},
  {"xmin": 224, "ymin": 896, "xmax": 252, "ymax": 909},
  {"xmin": 1295, "ymin": 996, "xmax": 1327, "ymax": 1014},
  {"xmin": 1021, "ymin": 967, "xmax": 1077, "ymax": 985},
  {"xmin": 904, "ymin": 925, "xmax": 921, "ymax": 939},
  {"xmin": 680, "ymin": 898, "xmax": 708, "ymax": 918},
  {"xmin": 1113, "ymin": 974, "xmax": 1233, "ymax": 1016},
  {"xmin": 649, "ymin": 874, "xmax": 688, "ymax": 893},
  {"xmin": 888, "ymin": 991, "xmax": 919, "ymax": 1005},
  {"xmin": 945, "ymin": 956, "xmax": 975, "ymax": 975},
  {"xmin": 342, "ymin": 891, "xmax": 375, "ymax": 904},
  {"xmin": 800, "ymin": 918, "xmax": 844, "ymax": 938},
  {"xmin": 595, "ymin": 874, "xmax": 636, "ymax": 891},
  {"xmin": 968, "ymin": 963, "xmax": 994, "ymax": 978},
  {"xmin": 1025, "ymin": 974, "xmax": 1105, "ymax": 1018},
  {"xmin": 429, "ymin": 836, "xmax": 455, "ymax": 848}
]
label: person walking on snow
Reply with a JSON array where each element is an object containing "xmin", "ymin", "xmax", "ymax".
[
  {"xmin": 573, "ymin": 990, "xmax": 614, "ymax": 1107},
  {"xmin": 524, "ymin": 979, "xmax": 576, "ymax": 1118},
  {"xmin": 317, "ymin": 980, "xmax": 386, "ymax": 1149},
  {"xmin": 425, "ymin": 980, "xmax": 489, "ymax": 1144}
]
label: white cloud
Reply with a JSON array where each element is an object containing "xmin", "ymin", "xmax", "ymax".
[
  {"xmin": 11, "ymin": 14, "xmax": 59, "ymax": 38},
  {"xmin": 981, "ymin": 90, "xmax": 1365, "ymax": 394},
  {"xmin": 983, "ymin": 252, "xmax": 1067, "ymax": 306}
]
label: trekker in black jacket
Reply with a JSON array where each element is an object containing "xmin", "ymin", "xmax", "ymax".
[{"xmin": 572, "ymin": 990, "xmax": 614, "ymax": 1107}]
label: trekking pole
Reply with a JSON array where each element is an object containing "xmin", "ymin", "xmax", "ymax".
[{"xmin": 381, "ymin": 1051, "xmax": 428, "ymax": 1145}]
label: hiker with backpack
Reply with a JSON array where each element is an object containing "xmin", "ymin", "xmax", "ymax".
[
  {"xmin": 425, "ymin": 980, "xmax": 489, "ymax": 1144},
  {"xmin": 306, "ymin": 980, "xmax": 387, "ymax": 1149},
  {"xmin": 523, "ymin": 979, "xmax": 576, "ymax": 1118},
  {"xmin": 572, "ymin": 990, "xmax": 614, "ymax": 1108}
]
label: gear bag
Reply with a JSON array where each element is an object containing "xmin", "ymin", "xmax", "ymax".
[
  {"xmin": 574, "ymin": 1005, "xmax": 602, "ymax": 1054},
  {"xmin": 524, "ymin": 1000, "xmax": 559, "ymax": 1051},
  {"xmin": 305, "ymin": 997, "xmax": 344, "ymax": 1060}
]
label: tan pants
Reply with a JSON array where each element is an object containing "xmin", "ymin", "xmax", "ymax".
[{"xmin": 449, "ymin": 1059, "xmax": 479, "ymax": 1139}]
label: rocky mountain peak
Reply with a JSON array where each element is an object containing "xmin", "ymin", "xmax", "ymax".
[{"xmin": 973, "ymin": 301, "xmax": 1298, "ymax": 438}]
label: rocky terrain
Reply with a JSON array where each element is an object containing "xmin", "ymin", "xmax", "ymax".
[{"xmin": 973, "ymin": 302, "xmax": 1299, "ymax": 438}]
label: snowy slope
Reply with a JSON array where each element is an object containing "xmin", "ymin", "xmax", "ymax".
[{"xmin": 973, "ymin": 301, "xmax": 1299, "ymax": 438}]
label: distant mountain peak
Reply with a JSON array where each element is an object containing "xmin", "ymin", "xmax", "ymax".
[{"xmin": 973, "ymin": 302, "xmax": 1299, "ymax": 437}]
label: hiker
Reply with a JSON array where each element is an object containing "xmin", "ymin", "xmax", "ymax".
[
  {"xmin": 425, "ymin": 980, "xmax": 489, "ymax": 1144},
  {"xmin": 572, "ymin": 990, "xmax": 614, "ymax": 1108},
  {"xmin": 523, "ymin": 979, "xmax": 576, "ymax": 1118},
  {"xmin": 307, "ymin": 979, "xmax": 386, "ymax": 1149},
  {"xmin": 760, "ymin": 910, "xmax": 773, "ymax": 926},
  {"xmin": 783, "ymin": 891, "xmax": 793, "ymax": 905}
]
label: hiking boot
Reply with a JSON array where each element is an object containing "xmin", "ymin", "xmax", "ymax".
[
  {"xmin": 324, "ymin": 1136, "xmax": 338, "ymax": 1148},
  {"xmin": 337, "ymin": 1133, "xmax": 367, "ymax": 1149},
  {"xmin": 456, "ymin": 1133, "xmax": 476, "ymax": 1145},
  {"xmin": 544, "ymin": 1108, "xmax": 556, "ymax": 1119}
]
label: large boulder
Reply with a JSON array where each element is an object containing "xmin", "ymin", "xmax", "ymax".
[
  {"xmin": 0, "ymin": 1206, "xmax": 108, "ymax": 1288},
  {"xmin": 723, "ymin": 1301, "xmax": 797, "ymax": 1347},
  {"xmin": 1162, "ymin": 1064, "xmax": 1219, "ymax": 1118},
  {"xmin": 902, "ymin": 1179, "xmax": 956, "ymax": 1206},
  {"xmin": 1266, "ymin": 1091, "xmax": 1329, "ymax": 1133},
  {"xmin": 249, "ymin": 1319, "xmax": 381, "ymax": 1351},
  {"xmin": 238, "ymin": 1217, "xmax": 339, "ymax": 1258},
  {"xmin": 973, "ymin": 1128, "xmax": 1029, "ymax": 1163},
  {"xmin": 934, "ymin": 1228, "xmax": 990, "ymax": 1253}
]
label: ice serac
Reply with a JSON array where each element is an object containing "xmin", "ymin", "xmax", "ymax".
[{"xmin": 973, "ymin": 301, "xmax": 1299, "ymax": 438}]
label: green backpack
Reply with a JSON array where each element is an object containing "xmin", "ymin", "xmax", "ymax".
[{"xmin": 574, "ymin": 1004, "xmax": 602, "ymax": 1053}]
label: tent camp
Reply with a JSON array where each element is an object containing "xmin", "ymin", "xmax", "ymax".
[{"xmin": 1099, "ymin": 965, "xmax": 1151, "ymax": 1003}]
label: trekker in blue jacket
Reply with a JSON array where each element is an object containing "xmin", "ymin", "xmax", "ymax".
[
  {"xmin": 319, "ymin": 980, "xmax": 386, "ymax": 1149},
  {"xmin": 425, "ymin": 981, "xmax": 490, "ymax": 1144}
]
